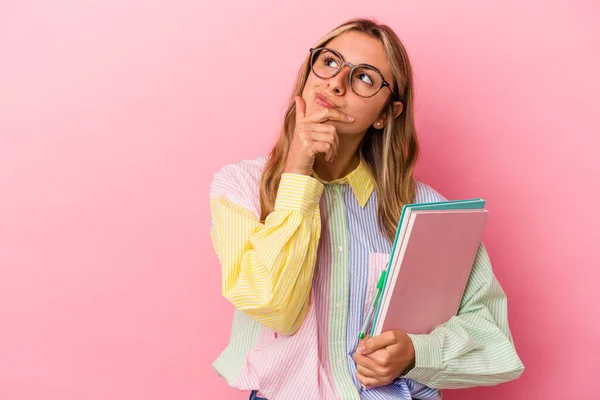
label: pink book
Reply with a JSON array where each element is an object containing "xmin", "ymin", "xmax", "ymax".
[{"xmin": 372, "ymin": 209, "xmax": 488, "ymax": 335}]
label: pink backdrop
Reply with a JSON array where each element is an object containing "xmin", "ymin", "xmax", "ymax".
[{"xmin": 1, "ymin": 0, "xmax": 598, "ymax": 399}]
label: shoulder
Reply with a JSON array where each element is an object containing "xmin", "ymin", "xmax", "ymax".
[
  {"xmin": 210, "ymin": 155, "xmax": 268, "ymax": 192},
  {"xmin": 209, "ymin": 155, "xmax": 268, "ymax": 217},
  {"xmin": 413, "ymin": 180, "xmax": 448, "ymax": 203}
]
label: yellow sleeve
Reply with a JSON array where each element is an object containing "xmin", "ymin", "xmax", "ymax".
[{"xmin": 210, "ymin": 171, "xmax": 324, "ymax": 336}]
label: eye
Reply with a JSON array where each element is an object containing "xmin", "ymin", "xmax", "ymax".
[
  {"xmin": 357, "ymin": 72, "xmax": 374, "ymax": 85},
  {"xmin": 323, "ymin": 56, "xmax": 339, "ymax": 69}
]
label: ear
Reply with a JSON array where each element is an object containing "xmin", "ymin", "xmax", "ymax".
[
  {"xmin": 372, "ymin": 101, "xmax": 404, "ymax": 129},
  {"xmin": 392, "ymin": 101, "xmax": 404, "ymax": 119}
]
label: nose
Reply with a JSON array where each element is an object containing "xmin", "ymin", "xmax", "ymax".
[{"xmin": 327, "ymin": 63, "xmax": 352, "ymax": 96}]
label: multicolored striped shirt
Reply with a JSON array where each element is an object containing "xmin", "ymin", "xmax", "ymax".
[{"xmin": 209, "ymin": 156, "xmax": 524, "ymax": 400}]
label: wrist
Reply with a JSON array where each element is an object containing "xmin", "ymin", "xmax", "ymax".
[
  {"xmin": 402, "ymin": 359, "xmax": 416, "ymax": 376},
  {"xmin": 402, "ymin": 333, "xmax": 443, "ymax": 383},
  {"xmin": 403, "ymin": 340, "xmax": 416, "ymax": 376},
  {"xmin": 283, "ymin": 167, "xmax": 312, "ymax": 176},
  {"xmin": 274, "ymin": 173, "xmax": 324, "ymax": 214}
]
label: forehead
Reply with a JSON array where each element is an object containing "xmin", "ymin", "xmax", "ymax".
[{"xmin": 325, "ymin": 31, "xmax": 392, "ymax": 81}]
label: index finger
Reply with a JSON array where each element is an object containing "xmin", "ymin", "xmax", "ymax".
[
  {"xmin": 295, "ymin": 96, "xmax": 306, "ymax": 120},
  {"xmin": 363, "ymin": 331, "xmax": 397, "ymax": 354},
  {"xmin": 307, "ymin": 107, "xmax": 354, "ymax": 123},
  {"xmin": 353, "ymin": 350, "xmax": 380, "ymax": 371}
]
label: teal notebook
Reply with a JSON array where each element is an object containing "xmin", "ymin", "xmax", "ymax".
[{"xmin": 369, "ymin": 198, "xmax": 486, "ymax": 337}]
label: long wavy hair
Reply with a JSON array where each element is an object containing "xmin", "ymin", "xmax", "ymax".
[{"xmin": 259, "ymin": 18, "xmax": 419, "ymax": 244}]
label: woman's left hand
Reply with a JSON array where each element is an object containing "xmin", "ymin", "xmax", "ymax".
[{"xmin": 352, "ymin": 330, "xmax": 416, "ymax": 389}]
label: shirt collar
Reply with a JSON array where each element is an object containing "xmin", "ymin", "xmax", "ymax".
[{"xmin": 311, "ymin": 156, "xmax": 376, "ymax": 208}]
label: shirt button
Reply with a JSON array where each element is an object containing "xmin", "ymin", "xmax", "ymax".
[
  {"xmin": 336, "ymin": 301, "xmax": 343, "ymax": 309},
  {"xmin": 337, "ymin": 246, "xmax": 343, "ymax": 253},
  {"xmin": 337, "ymin": 358, "xmax": 343, "ymax": 365},
  {"xmin": 332, "ymin": 194, "xmax": 337, "ymax": 201}
]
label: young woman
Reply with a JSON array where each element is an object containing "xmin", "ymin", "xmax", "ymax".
[{"xmin": 209, "ymin": 18, "xmax": 524, "ymax": 400}]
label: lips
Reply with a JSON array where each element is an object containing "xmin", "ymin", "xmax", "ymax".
[{"xmin": 315, "ymin": 93, "xmax": 338, "ymax": 109}]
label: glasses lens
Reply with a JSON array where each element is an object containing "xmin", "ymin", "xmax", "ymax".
[
  {"xmin": 311, "ymin": 48, "xmax": 385, "ymax": 98},
  {"xmin": 351, "ymin": 66, "xmax": 384, "ymax": 97},
  {"xmin": 312, "ymin": 49, "xmax": 342, "ymax": 79}
]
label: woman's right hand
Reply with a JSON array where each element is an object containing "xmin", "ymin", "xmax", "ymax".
[{"xmin": 283, "ymin": 96, "xmax": 355, "ymax": 176}]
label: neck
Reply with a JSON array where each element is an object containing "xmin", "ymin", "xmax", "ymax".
[{"xmin": 313, "ymin": 135, "xmax": 363, "ymax": 181}]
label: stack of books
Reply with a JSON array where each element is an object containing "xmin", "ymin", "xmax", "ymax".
[{"xmin": 366, "ymin": 199, "xmax": 488, "ymax": 337}]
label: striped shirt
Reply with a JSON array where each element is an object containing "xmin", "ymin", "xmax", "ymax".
[{"xmin": 209, "ymin": 156, "xmax": 524, "ymax": 400}]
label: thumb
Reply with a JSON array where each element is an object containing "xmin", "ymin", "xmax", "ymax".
[
  {"xmin": 295, "ymin": 95, "xmax": 306, "ymax": 120},
  {"xmin": 358, "ymin": 334, "xmax": 370, "ymax": 354}
]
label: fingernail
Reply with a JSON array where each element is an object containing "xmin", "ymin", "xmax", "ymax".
[
  {"xmin": 358, "ymin": 344, "xmax": 366, "ymax": 354},
  {"xmin": 347, "ymin": 115, "xmax": 354, "ymax": 121}
]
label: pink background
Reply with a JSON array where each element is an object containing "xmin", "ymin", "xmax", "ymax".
[{"xmin": 1, "ymin": 0, "xmax": 598, "ymax": 399}]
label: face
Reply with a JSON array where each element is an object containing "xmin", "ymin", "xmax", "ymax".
[{"xmin": 301, "ymin": 30, "xmax": 400, "ymax": 135}]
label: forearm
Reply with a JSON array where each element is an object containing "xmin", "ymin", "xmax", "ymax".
[
  {"xmin": 211, "ymin": 173, "xmax": 324, "ymax": 335},
  {"xmin": 403, "ymin": 244, "xmax": 525, "ymax": 388}
]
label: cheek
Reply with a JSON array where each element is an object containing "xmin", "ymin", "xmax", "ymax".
[
  {"xmin": 347, "ymin": 100, "xmax": 380, "ymax": 129},
  {"xmin": 302, "ymin": 74, "xmax": 320, "ymax": 95}
]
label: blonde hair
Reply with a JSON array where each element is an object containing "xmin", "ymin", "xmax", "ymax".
[{"xmin": 259, "ymin": 18, "xmax": 419, "ymax": 244}]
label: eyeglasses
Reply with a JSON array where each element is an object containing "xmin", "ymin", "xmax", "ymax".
[{"xmin": 309, "ymin": 47, "xmax": 396, "ymax": 99}]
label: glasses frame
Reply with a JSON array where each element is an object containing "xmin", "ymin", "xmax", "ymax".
[{"xmin": 309, "ymin": 47, "xmax": 396, "ymax": 99}]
